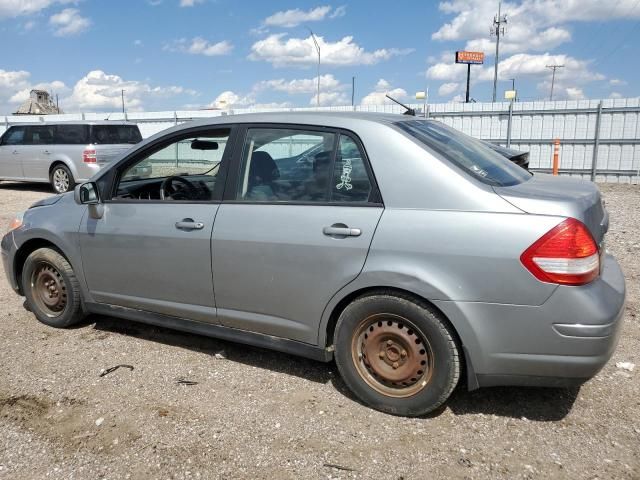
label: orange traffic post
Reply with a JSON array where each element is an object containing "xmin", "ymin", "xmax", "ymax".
[{"xmin": 552, "ymin": 138, "xmax": 560, "ymax": 175}]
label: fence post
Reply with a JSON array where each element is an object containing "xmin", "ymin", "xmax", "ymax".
[
  {"xmin": 506, "ymin": 101, "xmax": 513, "ymax": 148},
  {"xmin": 590, "ymin": 100, "xmax": 603, "ymax": 182},
  {"xmin": 552, "ymin": 138, "xmax": 560, "ymax": 175}
]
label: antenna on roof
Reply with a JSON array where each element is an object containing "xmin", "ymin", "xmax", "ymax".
[{"xmin": 385, "ymin": 94, "xmax": 416, "ymax": 116}]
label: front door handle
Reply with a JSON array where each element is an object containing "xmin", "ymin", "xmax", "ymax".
[
  {"xmin": 43, "ymin": 150, "xmax": 51, "ymax": 155},
  {"xmin": 12, "ymin": 150, "xmax": 19, "ymax": 154},
  {"xmin": 323, "ymin": 225, "xmax": 362, "ymax": 237},
  {"xmin": 175, "ymin": 218, "xmax": 204, "ymax": 230}
]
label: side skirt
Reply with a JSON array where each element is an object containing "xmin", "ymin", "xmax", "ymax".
[{"xmin": 85, "ymin": 302, "xmax": 333, "ymax": 362}]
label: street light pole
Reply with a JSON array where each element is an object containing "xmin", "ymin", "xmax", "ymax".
[
  {"xmin": 307, "ymin": 27, "xmax": 321, "ymax": 107},
  {"xmin": 121, "ymin": 89, "xmax": 125, "ymax": 114}
]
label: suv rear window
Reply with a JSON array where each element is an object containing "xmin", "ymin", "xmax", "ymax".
[
  {"xmin": 91, "ymin": 125, "xmax": 142, "ymax": 145},
  {"xmin": 395, "ymin": 120, "xmax": 531, "ymax": 187}
]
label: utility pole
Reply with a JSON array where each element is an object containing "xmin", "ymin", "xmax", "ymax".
[
  {"xmin": 546, "ymin": 64, "xmax": 564, "ymax": 101},
  {"xmin": 55, "ymin": 94, "xmax": 59, "ymax": 113},
  {"xmin": 307, "ymin": 27, "xmax": 321, "ymax": 107},
  {"xmin": 121, "ymin": 89, "xmax": 126, "ymax": 114},
  {"xmin": 490, "ymin": 1, "xmax": 507, "ymax": 102},
  {"xmin": 351, "ymin": 76, "xmax": 355, "ymax": 107}
]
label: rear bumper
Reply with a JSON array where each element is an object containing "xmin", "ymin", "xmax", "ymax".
[{"xmin": 435, "ymin": 253, "xmax": 626, "ymax": 389}]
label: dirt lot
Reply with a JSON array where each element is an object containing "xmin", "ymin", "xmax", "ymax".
[{"xmin": 0, "ymin": 181, "xmax": 638, "ymax": 480}]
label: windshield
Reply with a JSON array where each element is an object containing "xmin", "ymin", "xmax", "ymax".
[{"xmin": 395, "ymin": 120, "xmax": 531, "ymax": 187}]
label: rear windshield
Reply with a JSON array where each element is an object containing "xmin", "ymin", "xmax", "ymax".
[
  {"xmin": 91, "ymin": 125, "xmax": 142, "ymax": 145},
  {"xmin": 395, "ymin": 120, "xmax": 531, "ymax": 187}
]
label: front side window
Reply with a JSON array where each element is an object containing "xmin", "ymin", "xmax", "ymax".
[
  {"xmin": 396, "ymin": 119, "xmax": 531, "ymax": 187},
  {"xmin": 236, "ymin": 128, "xmax": 336, "ymax": 202},
  {"xmin": 1, "ymin": 126, "xmax": 26, "ymax": 146},
  {"xmin": 114, "ymin": 129, "xmax": 230, "ymax": 201}
]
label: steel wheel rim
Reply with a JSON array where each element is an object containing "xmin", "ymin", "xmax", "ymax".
[
  {"xmin": 351, "ymin": 313, "xmax": 434, "ymax": 398},
  {"xmin": 30, "ymin": 262, "xmax": 67, "ymax": 317},
  {"xmin": 53, "ymin": 168, "xmax": 69, "ymax": 192}
]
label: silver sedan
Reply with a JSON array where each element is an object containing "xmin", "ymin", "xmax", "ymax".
[{"xmin": 1, "ymin": 112, "xmax": 625, "ymax": 416}]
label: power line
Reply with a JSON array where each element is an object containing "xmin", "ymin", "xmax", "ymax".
[
  {"xmin": 546, "ymin": 65, "xmax": 564, "ymax": 101},
  {"xmin": 490, "ymin": 1, "xmax": 507, "ymax": 102}
]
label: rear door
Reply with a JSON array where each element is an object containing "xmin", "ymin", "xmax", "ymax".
[
  {"xmin": 0, "ymin": 126, "xmax": 26, "ymax": 179},
  {"xmin": 22, "ymin": 125, "xmax": 56, "ymax": 180},
  {"xmin": 212, "ymin": 125, "xmax": 383, "ymax": 344}
]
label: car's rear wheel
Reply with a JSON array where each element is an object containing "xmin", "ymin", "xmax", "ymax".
[
  {"xmin": 334, "ymin": 292, "xmax": 460, "ymax": 416},
  {"xmin": 22, "ymin": 248, "xmax": 84, "ymax": 328},
  {"xmin": 50, "ymin": 164, "xmax": 74, "ymax": 193}
]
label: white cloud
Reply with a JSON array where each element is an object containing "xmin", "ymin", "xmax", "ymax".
[
  {"xmin": 0, "ymin": 69, "xmax": 69, "ymax": 114},
  {"xmin": 427, "ymin": 52, "xmax": 604, "ymax": 87},
  {"xmin": 310, "ymin": 91, "xmax": 349, "ymax": 106},
  {"xmin": 330, "ymin": 5, "xmax": 346, "ymax": 18},
  {"xmin": 0, "ymin": 0, "xmax": 75, "ymax": 19},
  {"xmin": 208, "ymin": 90, "xmax": 293, "ymax": 109},
  {"xmin": 257, "ymin": 74, "xmax": 343, "ymax": 94},
  {"xmin": 165, "ymin": 37, "xmax": 233, "ymax": 56},
  {"xmin": 264, "ymin": 6, "xmax": 332, "ymax": 28},
  {"xmin": 609, "ymin": 78, "xmax": 627, "ymax": 86},
  {"xmin": 133, "ymin": 39, "xmax": 143, "ymax": 46},
  {"xmin": 438, "ymin": 82, "xmax": 460, "ymax": 96},
  {"xmin": 67, "ymin": 70, "xmax": 194, "ymax": 111},
  {"xmin": 179, "ymin": 0, "xmax": 204, "ymax": 6},
  {"xmin": 565, "ymin": 87, "xmax": 585, "ymax": 100},
  {"xmin": 361, "ymin": 79, "xmax": 407, "ymax": 105},
  {"xmin": 49, "ymin": 8, "xmax": 91, "ymax": 36},
  {"xmin": 609, "ymin": 92, "xmax": 623, "ymax": 99},
  {"xmin": 249, "ymin": 34, "xmax": 412, "ymax": 67}
]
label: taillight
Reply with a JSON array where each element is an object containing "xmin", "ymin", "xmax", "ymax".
[
  {"xmin": 520, "ymin": 218, "xmax": 599, "ymax": 286},
  {"xmin": 83, "ymin": 149, "xmax": 97, "ymax": 163}
]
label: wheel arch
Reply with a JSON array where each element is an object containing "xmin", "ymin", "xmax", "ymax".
[
  {"xmin": 13, "ymin": 238, "xmax": 68, "ymax": 295},
  {"xmin": 49, "ymin": 159, "xmax": 77, "ymax": 182},
  {"xmin": 322, "ymin": 285, "xmax": 478, "ymax": 390}
]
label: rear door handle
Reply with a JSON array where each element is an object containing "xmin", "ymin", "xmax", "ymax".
[
  {"xmin": 323, "ymin": 225, "xmax": 362, "ymax": 237},
  {"xmin": 43, "ymin": 150, "xmax": 51, "ymax": 155},
  {"xmin": 175, "ymin": 219, "xmax": 204, "ymax": 230},
  {"xmin": 12, "ymin": 150, "xmax": 19, "ymax": 154}
]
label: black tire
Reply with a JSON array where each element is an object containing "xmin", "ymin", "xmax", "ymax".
[
  {"xmin": 22, "ymin": 248, "xmax": 84, "ymax": 328},
  {"xmin": 50, "ymin": 164, "xmax": 74, "ymax": 193},
  {"xmin": 334, "ymin": 292, "xmax": 460, "ymax": 417}
]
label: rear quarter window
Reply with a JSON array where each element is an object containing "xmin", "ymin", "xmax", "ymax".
[
  {"xmin": 395, "ymin": 120, "xmax": 531, "ymax": 187},
  {"xmin": 91, "ymin": 125, "xmax": 142, "ymax": 145},
  {"xmin": 55, "ymin": 125, "xmax": 89, "ymax": 144}
]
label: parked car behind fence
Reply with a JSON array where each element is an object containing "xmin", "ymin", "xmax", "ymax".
[{"xmin": 0, "ymin": 122, "xmax": 143, "ymax": 193}]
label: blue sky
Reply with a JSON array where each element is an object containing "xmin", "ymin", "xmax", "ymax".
[{"xmin": 0, "ymin": 0, "xmax": 638, "ymax": 114}]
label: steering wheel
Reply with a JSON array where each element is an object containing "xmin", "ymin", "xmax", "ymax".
[{"xmin": 160, "ymin": 176, "xmax": 198, "ymax": 200}]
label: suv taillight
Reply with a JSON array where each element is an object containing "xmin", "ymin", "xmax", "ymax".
[
  {"xmin": 83, "ymin": 149, "xmax": 97, "ymax": 163},
  {"xmin": 520, "ymin": 218, "xmax": 599, "ymax": 286}
]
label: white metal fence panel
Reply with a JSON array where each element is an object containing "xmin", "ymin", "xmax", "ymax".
[{"xmin": 2, "ymin": 97, "xmax": 639, "ymax": 183}]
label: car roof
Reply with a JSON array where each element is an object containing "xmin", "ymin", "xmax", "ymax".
[
  {"xmin": 180, "ymin": 111, "xmax": 422, "ymax": 129},
  {"xmin": 6, "ymin": 121, "xmax": 138, "ymax": 127}
]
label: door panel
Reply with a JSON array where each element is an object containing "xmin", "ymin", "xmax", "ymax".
[
  {"xmin": 212, "ymin": 204, "xmax": 383, "ymax": 344},
  {"xmin": 0, "ymin": 146, "xmax": 24, "ymax": 178},
  {"xmin": 22, "ymin": 125, "xmax": 55, "ymax": 180},
  {"xmin": 79, "ymin": 203, "xmax": 220, "ymax": 323}
]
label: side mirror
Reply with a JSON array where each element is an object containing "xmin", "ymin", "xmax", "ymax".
[{"xmin": 74, "ymin": 182, "xmax": 100, "ymax": 205}]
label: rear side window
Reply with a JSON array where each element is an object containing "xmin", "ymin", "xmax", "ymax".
[
  {"xmin": 91, "ymin": 125, "xmax": 142, "ymax": 145},
  {"xmin": 55, "ymin": 125, "xmax": 89, "ymax": 144},
  {"xmin": 1, "ymin": 126, "xmax": 26, "ymax": 146},
  {"xmin": 331, "ymin": 135, "xmax": 373, "ymax": 203},
  {"xmin": 396, "ymin": 120, "xmax": 531, "ymax": 187},
  {"xmin": 27, "ymin": 125, "xmax": 55, "ymax": 145}
]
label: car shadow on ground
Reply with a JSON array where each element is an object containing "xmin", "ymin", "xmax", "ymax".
[
  {"xmin": 87, "ymin": 314, "xmax": 579, "ymax": 421},
  {"xmin": 0, "ymin": 182, "xmax": 53, "ymax": 193}
]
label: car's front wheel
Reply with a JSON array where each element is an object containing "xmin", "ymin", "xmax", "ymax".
[
  {"xmin": 334, "ymin": 292, "xmax": 461, "ymax": 416},
  {"xmin": 22, "ymin": 248, "xmax": 84, "ymax": 328},
  {"xmin": 50, "ymin": 164, "xmax": 74, "ymax": 194}
]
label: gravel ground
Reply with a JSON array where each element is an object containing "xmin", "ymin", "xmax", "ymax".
[{"xmin": 0, "ymin": 181, "xmax": 638, "ymax": 480}]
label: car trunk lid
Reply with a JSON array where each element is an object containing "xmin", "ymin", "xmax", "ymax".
[{"xmin": 493, "ymin": 174, "xmax": 608, "ymax": 244}]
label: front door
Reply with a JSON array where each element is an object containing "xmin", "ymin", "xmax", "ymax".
[
  {"xmin": 78, "ymin": 127, "xmax": 235, "ymax": 323},
  {"xmin": 0, "ymin": 126, "xmax": 26, "ymax": 179},
  {"xmin": 213, "ymin": 126, "xmax": 384, "ymax": 344}
]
